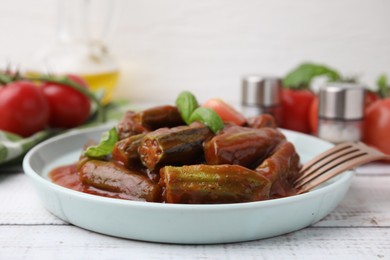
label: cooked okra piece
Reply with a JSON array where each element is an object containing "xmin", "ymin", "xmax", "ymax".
[
  {"xmin": 79, "ymin": 160, "xmax": 162, "ymax": 202},
  {"xmin": 204, "ymin": 125, "xmax": 285, "ymax": 168},
  {"xmin": 117, "ymin": 105, "xmax": 184, "ymax": 139},
  {"xmin": 159, "ymin": 164, "xmax": 271, "ymax": 204},
  {"xmin": 246, "ymin": 114, "xmax": 277, "ymax": 128},
  {"xmin": 112, "ymin": 133, "xmax": 146, "ymax": 167},
  {"xmin": 117, "ymin": 111, "xmax": 149, "ymax": 140},
  {"xmin": 136, "ymin": 105, "xmax": 185, "ymax": 129},
  {"xmin": 255, "ymin": 141, "xmax": 301, "ymax": 198},
  {"xmin": 139, "ymin": 124, "xmax": 212, "ymax": 170}
]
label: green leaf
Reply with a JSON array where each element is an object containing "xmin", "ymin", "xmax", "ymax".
[
  {"xmin": 377, "ymin": 74, "xmax": 389, "ymax": 98},
  {"xmin": 84, "ymin": 127, "xmax": 118, "ymax": 158},
  {"xmin": 0, "ymin": 129, "xmax": 55, "ymax": 164},
  {"xmin": 283, "ymin": 63, "xmax": 341, "ymax": 89},
  {"xmin": 0, "ymin": 143, "xmax": 7, "ymax": 162},
  {"xmin": 0, "ymin": 73, "xmax": 14, "ymax": 85},
  {"xmin": 175, "ymin": 91, "xmax": 199, "ymax": 124},
  {"xmin": 189, "ymin": 107, "xmax": 224, "ymax": 134}
]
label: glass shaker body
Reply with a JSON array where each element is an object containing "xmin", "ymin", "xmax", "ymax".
[
  {"xmin": 241, "ymin": 105, "xmax": 283, "ymax": 123},
  {"xmin": 318, "ymin": 118, "xmax": 363, "ymax": 144},
  {"xmin": 317, "ymin": 83, "xmax": 365, "ymax": 144},
  {"xmin": 241, "ymin": 76, "xmax": 282, "ymax": 124}
]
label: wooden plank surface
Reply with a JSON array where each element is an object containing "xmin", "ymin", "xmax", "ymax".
[
  {"xmin": 0, "ymin": 172, "xmax": 64, "ymax": 225},
  {"xmin": 315, "ymin": 176, "xmax": 390, "ymax": 227},
  {"xmin": 1, "ymin": 163, "xmax": 389, "ymax": 259},
  {"xmin": 0, "ymin": 226, "xmax": 389, "ymax": 259}
]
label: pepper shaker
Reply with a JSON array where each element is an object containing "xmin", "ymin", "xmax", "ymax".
[
  {"xmin": 317, "ymin": 83, "xmax": 365, "ymax": 144},
  {"xmin": 241, "ymin": 75, "xmax": 282, "ymax": 123}
]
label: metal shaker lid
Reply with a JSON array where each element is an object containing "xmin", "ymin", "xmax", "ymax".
[
  {"xmin": 241, "ymin": 76, "xmax": 282, "ymax": 107},
  {"xmin": 318, "ymin": 83, "xmax": 365, "ymax": 120}
]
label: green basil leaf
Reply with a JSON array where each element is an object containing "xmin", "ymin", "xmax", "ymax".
[
  {"xmin": 189, "ymin": 107, "xmax": 224, "ymax": 133},
  {"xmin": 84, "ymin": 127, "xmax": 118, "ymax": 158},
  {"xmin": 377, "ymin": 74, "xmax": 389, "ymax": 98},
  {"xmin": 175, "ymin": 91, "xmax": 199, "ymax": 124},
  {"xmin": 283, "ymin": 63, "xmax": 341, "ymax": 89}
]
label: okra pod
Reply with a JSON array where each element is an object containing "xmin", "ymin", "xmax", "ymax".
[
  {"xmin": 255, "ymin": 141, "xmax": 301, "ymax": 198},
  {"xmin": 159, "ymin": 164, "xmax": 271, "ymax": 204},
  {"xmin": 247, "ymin": 114, "xmax": 277, "ymax": 128},
  {"xmin": 139, "ymin": 123, "xmax": 213, "ymax": 170},
  {"xmin": 112, "ymin": 133, "xmax": 146, "ymax": 167},
  {"xmin": 117, "ymin": 111, "xmax": 149, "ymax": 140},
  {"xmin": 137, "ymin": 105, "xmax": 185, "ymax": 129},
  {"xmin": 79, "ymin": 160, "xmax": 162, "ymax": 202},
  {"xmin": 117, "ymin": 106, "xmax": 184, "ymax": 139},
  {"xmin": 204, "ymin": 126, "xmax": 285, "ymax": 168}
]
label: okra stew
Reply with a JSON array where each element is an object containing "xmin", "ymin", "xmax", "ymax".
[{"xmin": 50, "ymin": 92, "xmax": 302, "ymax": 204}]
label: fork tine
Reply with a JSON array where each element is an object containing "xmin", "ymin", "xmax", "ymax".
[
  {"xmin": 297, "ymin": 146, "xmax": 358, "ymax": 182},
  {"xmin": 296, "ymin": 142, "xmax": 390, "ymax": 194},
  {"xmin": 298, "ymin": 142, "xmax": 355, "ymax": 174},
  {"xmin": 296, "ymin": 152, "xmax": 388, "ymax": 194},
  {"xmin": 295, "ymin": 149, "xmax": 366, "ymax": 188},
  {"xmin": 356, "ymin": 141, "xmax": 388, "ymax": 157},
  {"xmin": 295, "ymin": 142, "xmax": 358, "ymax": 184}
]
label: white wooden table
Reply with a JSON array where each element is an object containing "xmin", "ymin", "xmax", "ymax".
[{"xmin": 1, "ymin": 163, "xmax": 389, "ymax": 259}]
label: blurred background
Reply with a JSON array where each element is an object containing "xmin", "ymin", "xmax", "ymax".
[{"xmin": 1, "ymin": 0, "xmax": 389, "ymax": 104}]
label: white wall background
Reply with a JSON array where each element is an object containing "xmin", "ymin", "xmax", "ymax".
[{"xmin": 1, "ymin": 0, "xmax": 389, "ymax": 104}]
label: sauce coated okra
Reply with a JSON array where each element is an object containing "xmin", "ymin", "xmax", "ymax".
[{"xmin": 50, "ymin": 106, "xmax": 302, "ymax": 204}]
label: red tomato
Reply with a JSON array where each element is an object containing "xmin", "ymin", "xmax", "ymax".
[
  {"xmin": 0, "ymin": 81, "xmax": 49, "ymax": 137},
  {"xmin": 308, "ymin": 97, "xmax": 319, "ymax": 135},
  {"xmin": 363, "ymin": 99, "xmax": 390, "ymax": 155},
  {"xmin": 365, "ymin": 90, "xmax": 379, "ymax": 108},
  {"xmin": 280, "ymin": 89, "xmax": 315, "ymax": 133},
  {"xmin": 203, "ymin": 98, "xmax": 246, "ymax": 126},
  {"xmin": 67, "ymin": 74, "xmax": 89, "ymax": 88},
  {"xmin": 42, "ymin": 75, "xmax": 91, "ymax": 128}
]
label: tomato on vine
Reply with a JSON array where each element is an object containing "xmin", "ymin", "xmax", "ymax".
[
  {"xmin": 363, "ymin": 74, "xmax": 390, "ymax": 155},
  {"xmin": 41, "ymin": 75, "xmax": 91, "ymax": 128},
  {"xmin": 363, "ymin": 99, "xmax": 390, "ymax": 155},
  {"xmin": 0, "ymin": 81, "xmax": 50, "ymax": 137},
  {"xmin": 280, "ymin": 88, "xmax": 315, "ymax": 133}
]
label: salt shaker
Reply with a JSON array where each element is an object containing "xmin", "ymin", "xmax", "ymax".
[
  {"xmin": 241, "ymin": 75, "xmax": 282, "ymax": 123},
  {"xmin": 317, "ymin": 83, "xmax": 365, "ymax": 144}
]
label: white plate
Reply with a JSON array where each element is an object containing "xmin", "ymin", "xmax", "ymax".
[{"xmin": 23, "ymin": 125, "xmax": 354, "ymax": 244}]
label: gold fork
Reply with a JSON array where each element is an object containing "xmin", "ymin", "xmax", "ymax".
[{"xmin": 294, "ymin": 142, "xmax": 390, "ymax": 194}]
